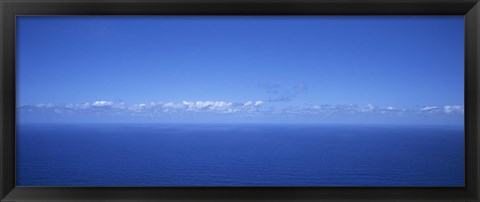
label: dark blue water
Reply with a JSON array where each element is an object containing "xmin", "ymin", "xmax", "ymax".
[{"xmin": 16, "ymin": 124, "xmax": 464, "ymax": 186}]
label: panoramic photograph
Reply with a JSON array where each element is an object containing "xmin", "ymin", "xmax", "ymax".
[{"xmin": 16, "ymin": 16, "xmax": 464, "ymax": 186}]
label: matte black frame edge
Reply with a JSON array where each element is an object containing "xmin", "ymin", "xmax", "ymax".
[
  {"xmin": 0, "ymin": 0, "xmax": 16, "ymax": 201},
  {"xmin": 1, "ymin": 0, "xmax": 479, "ymax": 201}
]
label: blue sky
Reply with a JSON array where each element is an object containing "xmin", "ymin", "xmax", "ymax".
[{"xmin": 16, "ymin": 16, "xmax": 464, "ymax": 124}]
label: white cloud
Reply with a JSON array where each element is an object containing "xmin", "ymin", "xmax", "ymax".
[
  {"xmin": 307, "ymin": 104, "xmax": 358, "ymax": 114},
  {"xmin": 158, "ymin": 100, "xmax": 264, "ymax": 114},
  {"xmin": 243, "ymin": 101, "xmax": 253, "ymax": 107},
  {"xmin": 92, "ymin": 101, "xmax": 113, "ymax": 107},
  {"xmin": 420, "ymin": 106, "xmax": 439, "ymax": 111},
  {"xmin": 182, "ymin": 101, "xmax": 232, "ymax": 111},
  {"xmin": 417, "ymin": 105, "xmax": 465, "ymax": 114},
  {"xmin": 444, "ymin": 105, "xmax": 464, "ymax": 114},
  {"xmin": 36, "ymin": 103, "xmax": 55, "ymax": 108},
  {"xmin": 181, "ymin": 101, "xmax": 235, "ymax": 113},
  {"xmin": 420, "ymin": 106, "xmax": 440, "ymax": 112},
  {"xmin": 360, "ymin": 104, "xmax": 375, "ymax": 112},
  {"xmin": 64, "ymin": 103, "xmax": 91, "ymax": 110},
  {"xmin": 16, "ymin": 101, "xmax": 464, "ymax": 117},
  {"xmin": 128, "ymin": 103, "xmax": 147, "ymax": 112},
  {"xmin": 163, "ymin": 102, "xmax": 181, "ymax": 108}
]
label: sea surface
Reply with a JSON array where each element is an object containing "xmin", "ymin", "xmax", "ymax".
[{"xmin": 16, "ymin": 124, "xmax": 464, "ymax": 186}]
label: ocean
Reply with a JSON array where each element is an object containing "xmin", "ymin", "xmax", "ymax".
[{"xmin": 16, "ymin": 123, "xmax": 464, "ymax": 186}]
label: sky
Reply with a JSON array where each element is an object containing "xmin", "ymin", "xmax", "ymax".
[{"xmin": 16, "ymin": 16, "xmax": 464, "ymax": 124}]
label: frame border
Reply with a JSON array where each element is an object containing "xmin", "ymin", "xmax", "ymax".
[{"xmin": 1, "ymin": 0, "xmax": 479, "ymax": 201}]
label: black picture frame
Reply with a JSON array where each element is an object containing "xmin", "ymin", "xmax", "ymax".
[{"xmin": 1, "ymin": 0, "xmax": 479, "ymax": 201}]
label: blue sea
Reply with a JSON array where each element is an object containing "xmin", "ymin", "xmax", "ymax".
[{"xmin": 16, "ymin": 124, "xmax": 464, "ymax": 186}]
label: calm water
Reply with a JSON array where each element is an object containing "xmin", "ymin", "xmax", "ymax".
[{"xmin": 16, "ymin": 124, "xmax": 464, "ymax": 186}]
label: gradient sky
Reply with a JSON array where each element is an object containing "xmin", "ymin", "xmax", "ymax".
[{"xmin": 16, "ymin": 16, "xmax": 464, "ymax": 124}]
